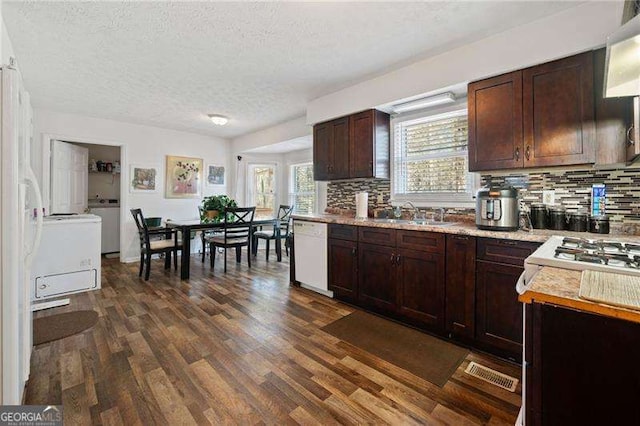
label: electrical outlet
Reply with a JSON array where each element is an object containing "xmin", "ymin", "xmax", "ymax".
[
  {"xmin": 542, "ymin": 190, "xmax": 555, "ymax": 205},
  {"xmin": 377, "ymin": 194, "xmax": 384, "ymax": 204}
]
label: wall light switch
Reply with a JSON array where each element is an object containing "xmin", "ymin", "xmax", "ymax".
[{"xmin": 542, "ymin": 190, "xmax": 555, "ymax": 205}]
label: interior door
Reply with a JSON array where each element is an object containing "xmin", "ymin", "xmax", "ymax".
[
  {"xmin": 51, "ymin": 140, "xmax": 88, "ymax": 214},
  {"xmin": 247, "ymin": 163, "xmax": 276, "ymax": 217}
]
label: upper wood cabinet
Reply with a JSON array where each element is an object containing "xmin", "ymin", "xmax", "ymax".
[
  {"xmin": 313, "ymin": 109, "xmax": 390, "ymax": 181},
  {"xmin": 468, "ymin": 71, "xmax": 524, "ymax": 171},
  {"xmin": 468, "ymin": 50, "xmax": 629, "ymax": 172},
  {"xmin": 523, "ymin": 52, "xmax": 595, "ymax": 167},
  {"xmin": 313, "ymin": 117, "xmax": 349, "ymax": 180},
  {"xmin": 592, "ymin": 48, "xmax": 634, "ymax": 165}
]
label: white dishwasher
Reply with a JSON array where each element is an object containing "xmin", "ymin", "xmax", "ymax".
[{"xmin": 293, "ymin": 220, "xmax": 332, "ymax": 297}]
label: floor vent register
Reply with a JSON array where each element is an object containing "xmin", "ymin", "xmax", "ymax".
[{"xmin": 464, "ymin": 361, "xmax": 519, "ymax": 392}]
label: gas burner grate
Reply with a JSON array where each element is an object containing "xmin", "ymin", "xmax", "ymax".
[
  {"xmin": 603, "ymin": 253, "xmax": 635, "ymax": 267},
  {"xmin": 576, "ymin": 253, "xmax": 607, "ymax": 265}
]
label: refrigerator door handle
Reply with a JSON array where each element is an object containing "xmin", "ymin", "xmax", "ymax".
[{"xmin": 23, "ymin": 166, "xmax": 43, "ymax": 268}]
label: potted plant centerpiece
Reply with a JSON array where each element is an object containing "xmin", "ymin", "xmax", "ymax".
[{"xmin": 200, "ymin": 195, "xmax": 237, "ymax": 222}]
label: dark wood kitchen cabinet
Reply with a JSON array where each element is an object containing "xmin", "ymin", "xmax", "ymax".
[
  {"xmin": 328, "ymin": 224, "xmax": 359, "ymax": 303},
  {"xmin": 357, "ymin": 228, "xmax": 446, "ymax": 331},
  {"xmin": 475, "ymin": 238, "xmax": 540, "ymax": 361},
  {"xmin": 525, "ymin": 303, "xmax": 640, "ymax": 425},
  {"xmin": 358, "ymin": 242, "xmax": 397, "ymax": 315},
  {"xmin": 396, "ymin": 246, "xmax": 445, "ymax": 331},
  {"xmin": 445, "ymin": 234, "xmax": 476, "ymax": 340},
  {"xmin": 468, "ymin": 71, "xmax": 524, "ymax": 171},
  {"xmin": 523, "ymin": 51, "xmax": 595, "ymax": 167},
  {"xmin": 468, "ymin": 51, "xmax": 598, "ymax": 171},
  {"xmin": 313, "ymin": 117, "xmax": 349, "ymax": 180},
  {"xmin": 349, "ymin": 109, "xmax": 390, "ymax": 179},
  {"xmin": 313, "ymin": 109, "xmax": 389, "ymax": 181},
  {"xmin": 592, "ymin": 48, "xmax": 634, "ymax": 165},
  {"xmin": 328, "ymin": 238, "xmax": 358, "ymax": 303}
]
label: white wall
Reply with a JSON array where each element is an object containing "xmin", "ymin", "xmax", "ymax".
[
  {"xmin": 307, "ymin": 1, "xmax": 625, "ymax": 124},
  {"xmin": 230, "ymin": 116, "xmax": 311, "ymax": 197},
  {"xmin": 32, "ymin": 109, "xmax": 231, "ymax": 262}
]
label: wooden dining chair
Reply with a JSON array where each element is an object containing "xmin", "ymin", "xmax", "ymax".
[
  {"xmin": 205, "ymin": 207, "xmax": 255, "ymax": 272},
  {"xmin": 130, "ymin": 208, "xmax": 182, "ymax": 281},
  {"xmin": 252, "ymin": 205, "xmax": 293, "ymax": 262},
  {"xmin": 198, "ymin": 206, "xmax": 223, "ymax": 262}
]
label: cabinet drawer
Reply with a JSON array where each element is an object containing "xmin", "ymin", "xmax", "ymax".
[
  {"xmin": 328, "ymin": 224, "xmax": 358, "ymax": 241},
  {"xmin": 358, "ymin": 227, "xmax": 396, "ymax": 247},
  {"xmin": 477, "ymin": 238, "xmax": 540, "ymax": 265},
  {"xmin": 396, "ymin": 230, "xmax": 445, "ymax": 253}
]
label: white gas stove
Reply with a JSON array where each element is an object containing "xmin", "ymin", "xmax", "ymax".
[
  {"xmin": 516, "ymin": 234, "xmax": 640, "ymax": 425},
  {"xmin": 521, "ymin": 235, "xmax": 640, "ymax": 291}
]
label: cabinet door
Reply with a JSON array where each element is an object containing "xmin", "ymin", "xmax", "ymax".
[
  {"xmin": 468, "ymin": 71, "xmax": 523, "ymax": 171},
  {"xmin": 475, "ymin": 260, "xmax": 523, "ymax": 361},
  {"xmin": 328, "ymin": 238, "xmax": 358, "ymax": 303},
  {"xmin": 396, "ymin": 248, "xmax": 445, "ymax": 331},
  {"xmin": 313, "ymin": 122, "xmax": 331, "ymax": 181},
  {"xmin": 523, "ymin": 52, "xmax": 595, "ymax": 167},
  {"xmin": 330, "ymin": 117, "xmax": 350, "ymax": 179},
  {"xmin": 358, "ymin": 243, "xmax": 397, "ymax": 314},
  {"xmin": 592, "ymin": 48, "xmax": 634, "ymax": 165},
  {"xmin": 350, "ymin": 110, "xmax": 374, "ymax": 178},
  {"xmin": 445, "ymin": 235, "xmax": 476, "ymax": 339}
]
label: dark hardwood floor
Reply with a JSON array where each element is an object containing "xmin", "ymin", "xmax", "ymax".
[{"xmin": 26, "ymin": 251, "xmax": 521, "ymax": 425}]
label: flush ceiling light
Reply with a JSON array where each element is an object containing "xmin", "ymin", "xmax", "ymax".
[
  {"xmin": 392, "ymin": 92, "xmax": 456, "ymax": 113},
  {"xmin": 208, "ymin": 114, "xmax": 229, "ymax": 126}
]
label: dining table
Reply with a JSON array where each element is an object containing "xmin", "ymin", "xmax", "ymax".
[{"xmin": 165, "ymin": 217, "xmax": 279, "ymax": 280}]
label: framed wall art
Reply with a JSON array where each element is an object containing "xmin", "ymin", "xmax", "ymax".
[
  {"xmin": 165, "ymin": 155, "xmax": 203, "ymax": 198},
  {"xmin": 206, "ymin": 164, "xmax": 225, "ymax": 186},
  {"xmin": 130, "ymin": 164, "xmax": 159, "ymax": 193}
]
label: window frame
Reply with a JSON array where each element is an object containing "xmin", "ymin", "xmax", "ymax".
[
  {"xmin": 246, "ymin": 162, "xmax": 278, "ymax": 215},
  {"xmin": 288, "ymin": 161, "xmax": 317, "ymax": 215},
  {"xmin": 390, "ymin": 105, "xmax": 479, "ymax": 208}
]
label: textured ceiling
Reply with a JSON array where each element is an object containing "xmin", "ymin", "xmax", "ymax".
[{"xmin": 4, "ymin": 1, "xmax": 579, "ymax": 139}]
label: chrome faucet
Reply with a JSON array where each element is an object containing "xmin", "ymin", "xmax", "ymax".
[
  {"xmin": 435, "ymin": 207, "xmax": 446, "ymax": 222},
  {"xmin": 401, "ymin": 202, "xmax": 420, "ymax": 220}
]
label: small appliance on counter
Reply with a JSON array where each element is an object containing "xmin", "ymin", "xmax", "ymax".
[{"xmin": 475, "ymin": 186, "xmax": 519, "ymax": 231}]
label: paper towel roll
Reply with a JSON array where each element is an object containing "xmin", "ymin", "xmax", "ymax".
[{"xmin": 356, "ymin": 192, "xmax": 368, "ymax": 219}]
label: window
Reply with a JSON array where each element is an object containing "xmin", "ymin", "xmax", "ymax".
[
  {"xmin": 247, "ymin": 163, "xmax": 276, "ymax": 216},
  {"xmin": 289, "ymin": 163, "xmax": 316, "ymax": 214},
  {"xmin": 392, "ymin": 109, "xmax": 477, "ymax": 207}
]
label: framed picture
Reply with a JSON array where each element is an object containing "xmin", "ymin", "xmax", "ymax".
[
  {"xmin": 206, "ymin": 164, "xmax": 225, "ymax": 186},
  {"xmin": 165, "ymin": 155, "xmax": 203, "ymax": 198},
  {"xmin": 130, "ymin": 164, "xmax": 159, "ymax": 193}
]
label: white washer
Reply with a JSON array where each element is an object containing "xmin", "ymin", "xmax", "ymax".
[
  {"xmin": 293, "ymin": 219, "xmax": 331, "ymax": 297},
  {"xmin": 31, "ymin": 214, "xmax": 102, "ymax": 301}
]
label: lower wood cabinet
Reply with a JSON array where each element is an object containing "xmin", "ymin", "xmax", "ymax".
[
  {"xmin": 526, "ymin": 303, "xmax": 640, "ymax": 425},
  {"xmin": 396, "ymin": 247, "xmax": 445, "ymax": 330},
  {"xmin": 328, "ymin": 238, "xmax": 358, "ymax": 303},
  {"xmin": 358, "ymin": 242, "xmax": 397, "ymax": 315},
  {"xmin": 326, "ymin": 224, "xmax": 540, "ymax": 362},
  {"xmin": 445, "ymin": 234, "xmax": 476, "ymax": 340},
  {"xmin": 475, "ymin": 260, "xmax": 525, "ymax": 361}
]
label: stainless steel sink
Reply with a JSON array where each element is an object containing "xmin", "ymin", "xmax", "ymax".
[
  {"xmin": 371, "ymin": 218, "xmax": 413, "ymax": 224},
  {"xmin": 371, "ymin": 218, "xmax": 457, "ymax": 227}
]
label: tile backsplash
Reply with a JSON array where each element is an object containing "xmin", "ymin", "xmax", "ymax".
[
  {"xmin": 481, "ymin": 166, "xmax": 640, "ymax": 226},
  {"xmin": 325, "ymin": 166, "xmax": 640, "ymax": 234}
]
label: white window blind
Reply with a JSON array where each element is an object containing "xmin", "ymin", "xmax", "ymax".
[
  {"xmin": 392, "ymin": 109, "xmax": 476, "ymax": 206},
  {"xmin": 289, "ymin": 163, "xmax": 316, "ymax": 214}
]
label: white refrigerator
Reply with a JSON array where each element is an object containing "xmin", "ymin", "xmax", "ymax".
[{"xmin": 0, "ymin": 62, "xmax": 44, "ymax": 404}]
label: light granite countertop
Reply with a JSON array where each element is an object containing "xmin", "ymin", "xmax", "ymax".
[
  {"xmin": 518, "ymin": 266, "xmax": 640, "ymax": 324},
  {"xmin": 292, "ymin": 214, "xmax": 636, "ymax": 243}
]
